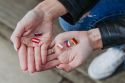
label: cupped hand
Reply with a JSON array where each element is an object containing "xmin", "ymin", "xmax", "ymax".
[
  {"xmin": 10, "ymin": 8, "xmax": 54, "ymax": 73},
  {"xmin": 10, "ymin": 0, "xmax": 68, "ymax": 73},
  {"xmin": 47, "ymin": 31, "xmax": 94, "ymax": 72}
]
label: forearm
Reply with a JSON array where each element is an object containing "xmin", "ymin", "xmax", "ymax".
[
  {"xmin": 33, "ymin": 0, "xmax": 67, "ymax": 20},
  {"xmin": 33, "ymin": 0, "xmax": 99, "ymax": 24},
  {"xmin": 88, "ymin": 16, "xmax": 125, "ymax": 50}
]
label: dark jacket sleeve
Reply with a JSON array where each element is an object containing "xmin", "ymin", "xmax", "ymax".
[
  {"xmin": 58, "ymin": 0, "xmax": 99, "ymax": 24},
  {"xmin": 96, "ymin": 16, "xmax": 125, "ymax": 49}
]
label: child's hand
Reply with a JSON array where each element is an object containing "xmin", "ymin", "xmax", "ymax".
[{"xmin": 47, "ymin": 31, "xmax": 94, "ymax": 72}]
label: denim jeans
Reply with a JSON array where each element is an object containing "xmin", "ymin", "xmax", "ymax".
[{"xmin": 59, "ymin": 0, "xmax": 125, "ymax": 65}]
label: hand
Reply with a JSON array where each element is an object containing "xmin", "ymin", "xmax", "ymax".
[
  {"xmin": 12, "ymin": 9, "xmax": 53, "ymax": 73},
  {"xmin": 47, "ymin": 30, "xmax": 102, "ymax": 72},
  {"xmin": 11, "ymin": 9, "xmax": 45, "ymax": 72},
  {"xmin": 10, "ymin": 0, "xmax": 67, "ymax": 73},
  {"xmin": 48, "ymin": 31, "xmax": 93, "ymax": 72},
  {"xmin": 20, "ymin": 27, "xmax": 52, "ymax": 73}
]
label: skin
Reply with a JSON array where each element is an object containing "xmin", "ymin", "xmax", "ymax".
[
  {"xmin": 10, "ymin": 0, "xmax": 103, "ymax": 73},
  {"xmin": 47, "ymin": 30, "xmax": 102, "ymax": 72},
  {"xmin": 19, "ymin": 28, "xmax": 102, "ymax": 73},
  {"xmin": 10, "ymin": 0, "xmax": 67, "ymax": 73}
]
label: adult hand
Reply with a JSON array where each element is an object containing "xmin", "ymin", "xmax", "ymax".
[
  {"xmin": 10, "ymin": 0, "xmax": 67, "ymax": 73},
  {"xmin": 47, "ymin": 29, "xmax": 102, "ymax": 72}
]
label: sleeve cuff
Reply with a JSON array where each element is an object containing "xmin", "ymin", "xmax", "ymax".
[{"xmin": 98, "ymin": 23, "xmax": 125, "ymax": 49}]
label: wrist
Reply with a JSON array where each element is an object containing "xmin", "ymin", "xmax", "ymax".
[
  {"xmin": 34, "ymin": 0, "xmax": 67, "ymax": 20},
  {"xmin": 87, "ymin": 28, "xmax": 103, "ymax": 50}
]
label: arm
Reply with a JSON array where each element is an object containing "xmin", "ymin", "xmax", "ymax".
[
  {"xmin": 97, "ymin": 16, "xmax": 125, "ymax": 49},
  {"xmin": 34, "ymin": 0, "xmax": 99, "ymax": 24},
  {"xmin": 88, "ymin": 16, "xmax": 125, "ymax": 50},
  {"xmin": 58, "ymin": 0, "xmax": 99, "ymax": 24}
]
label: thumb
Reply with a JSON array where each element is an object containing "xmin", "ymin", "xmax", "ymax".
[
  {"xmin": 11, "ymin": 10, "xmax": 41, "ymax": 50},
  {"xmin": 10, "ymin": 23, "xmax": 25, "ymax": 51}
]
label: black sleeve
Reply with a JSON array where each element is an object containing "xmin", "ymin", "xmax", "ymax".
[
  {"xmin": 96, "ymin": 16, "xmax": 125, "ymax": 49},
  {"xmin": 58, "ymin": 0, "xmax": 99, "ymax": 24}
]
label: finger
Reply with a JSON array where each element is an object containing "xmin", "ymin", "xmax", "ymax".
[
  {"xmin": 48, "ymin": 41, "xmax": 55, "ymax": 49},
  {"xmin": 34, "ymin": 46, "xmax": 42, "ymax": 71},
  {"xmin": 23, "ymin": 29, "xmax": 33, "ymax": 36},
  {"xmin": 11, "ymin": 23, "xmax": 25, "ymax": 51},
  {"xmin": 27, "ymin": 47, "xmax": 35, "ymax": 73},
  {"xmin": 56, "ymin": 64, "xmax": 72, "ymax": 72},
  {"xmin": 18, "ymin": 44, "xmax": 27, "ymax": 71},
  {"xmin": 47, "ymin": 49, "xmax": 55, "ymax": 55},
  {"xmin": 21, "ymin": 37, "xmax": 33, "ymax": 47},
  {"xmin": 52, "ymin": 44, "xmax": 65, "ymax": 56},
  {"xmin": 47, "ymin": 54, "xmax": 58, "ymax": 61},
  {"xmin": 43, "ymin": 60, "xmax": 60, "ymax": 70},
  {"xmin": 41, "ymin": 44, "xmax": 48, "ymax": 64}
]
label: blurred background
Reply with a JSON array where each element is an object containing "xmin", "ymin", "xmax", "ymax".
[{"xmin": 0, "ymin": 0, "xmax": 125, "ymax": 83}]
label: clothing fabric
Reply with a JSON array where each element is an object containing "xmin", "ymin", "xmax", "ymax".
[
  {"xmin": 58, "ymin": 0, "xmax": 99, "ymax": 24},
  {"xmin": 59, "ymin": 0, "xmax": 125, "ymax": 66},
  {"xmin": 59, "ymin": 0, "xmax": 125, "ymax": 48}
]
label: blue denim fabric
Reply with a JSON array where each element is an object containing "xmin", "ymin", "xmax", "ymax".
[
  {"xmin": 59, "ymin": 0, "xmax": 125, "ymax": 66},
  {"xmin": 59, "ymin": 0, "xmax": 125, "ymax": 31}
]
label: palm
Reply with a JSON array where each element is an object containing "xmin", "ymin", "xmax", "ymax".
[
  {"xmin": 20, "ymin": 21, "xmax": 53, "ymax": 72},
  {"xmin": 21, "ymin": 21, "xmax": 52, "ymax": 47},
  {"xmin": 12, "ymin": 10, "xmax": 54, "ymax": 73},
  {"xmin": 48, "ymin": 31, "xmax": 93, "ymax": 72}
]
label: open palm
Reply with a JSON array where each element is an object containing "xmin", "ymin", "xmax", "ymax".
[
  {"xmin": 11, "ymin": 9, "xmax": 54, "ymax": 73},
  {"xmin": 47, "ymin": 31, "xmax": 93, "ymax": 72}
]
